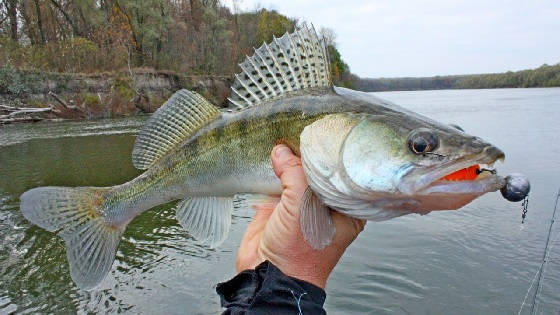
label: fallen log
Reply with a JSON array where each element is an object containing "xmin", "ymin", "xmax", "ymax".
[
  {"xmin": 0, "ymin": 107, "xmax": 52, "ymax": 119},
  {"xmin": 0, "ymin": 116, "xmax": 44, "ymax": 125},
  {"xmin": 0, "ymin": 104, "xmax": 19, "ymax": 111},
  {"xmin": 48, "ymin": 91, "xmax": 77, "ymax": 109},
  {"xmin": 0, "ymin": 104, "xmax": 54, "ymax": 125}
]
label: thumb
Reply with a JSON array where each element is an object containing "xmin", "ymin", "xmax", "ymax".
[{"xmin": 271, "ymin": 145, "xmax": 308, "ymax": 212}]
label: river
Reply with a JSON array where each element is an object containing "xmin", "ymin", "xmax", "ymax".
[{"xmin": 1, "ymin": 88, "xmax": 559, "ymax": 314}]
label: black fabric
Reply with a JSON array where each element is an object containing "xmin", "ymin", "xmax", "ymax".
[{"xmin": 216, "ymin": 260, "xmax": 326, "ymax": 315}]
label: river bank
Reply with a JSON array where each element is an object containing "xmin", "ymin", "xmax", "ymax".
[
  {"xmin": 3, "ymin": 63, "xmax": 559, "ymax": 125},
  {"xmin": 0, "ymin": 69, "xmax": 231, "ymax": 125}
]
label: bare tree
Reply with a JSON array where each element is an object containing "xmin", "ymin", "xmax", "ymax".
[
  {"xmin": 6, "ymin": 0, "xmax": 18, "ymax": 40},
  {"xmin": 319, "ymin": 26, "xmax": 336, "ymax": 47}
]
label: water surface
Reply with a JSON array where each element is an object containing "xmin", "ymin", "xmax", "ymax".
[{"xmin": 1, "ymin": 88, "xmax": 559, "ymax": 314}]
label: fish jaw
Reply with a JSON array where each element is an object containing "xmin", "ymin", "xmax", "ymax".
[
  {"xmin": 420, "ymin": 174, "xmax": 505, "ymax": 195},
  {"xmin": 409, "ymin": 174, "xmax": 504, "ymax": 211},
  {"xmin": 394, "ymin": 145, "xmax": 506, "ymax": 211}
]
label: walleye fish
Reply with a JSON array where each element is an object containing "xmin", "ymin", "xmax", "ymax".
[{"xmin": 20, "ymin": 26, "xmax": 526, "ymax": 290}]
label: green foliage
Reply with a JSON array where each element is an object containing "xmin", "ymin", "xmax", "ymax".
[
  {"xmin": 0, "ymin": 63, "xmax": 40, "ymax": 95},
  {"xmin": 0, "ymin": 1, "xmax": 311, "ymax": 77},
  {"xmin": 454, "ymin": 63, "xmax": 560, "ymax": 89},
  {"xmin": 27, "ymin": 98, "xmax": 49, "ymax": 108},
  {"xmin": 112, "ymin": 78, "xmax": 134, "ymax": 101},
  {"xmin": 256, "ymin": 9, "xmax": 295, "ymax": 44},
  {"xmin": 1, "ymin": 35, "xmax": 101, "ymax": 73},
  {"xmin": 0, "ymin": 36, "xmax": 24, "ymax": 67},
  {"xmin": 327, "ymin": 45, "xmax": 356, "ymax": 88},
  {"xmin": 355, "ymin": 63, "xmax": 560, "ymax": 91},
  {"xmin": 0, "ymin": 0, "xmax": 359, "ymax": 99},
  {"xmin": 80, "ymin": 92, "xmax": 100, "ymax": 107}
]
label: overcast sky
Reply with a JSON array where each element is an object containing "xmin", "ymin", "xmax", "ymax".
[{"xmin": 225, "ymin": 0, "xmax": 560, "ymax": 78}]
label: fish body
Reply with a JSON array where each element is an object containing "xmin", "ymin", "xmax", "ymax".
[
  {"xmin": 20, "ymin": 27, "xmax": 508, "ymax": 290},
  {"xmin": 101, "ymin": 90, "xmax": 388, "ymax": 222}
]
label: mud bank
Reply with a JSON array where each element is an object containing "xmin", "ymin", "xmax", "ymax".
[{"xmin": 0, "ymin": 69, "xmax": 232, "ymax": 123}]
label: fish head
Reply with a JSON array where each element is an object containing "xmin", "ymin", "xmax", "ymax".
[{"xmin": 300, "ymin": 110, "xmax": 506, "ymax": 218}]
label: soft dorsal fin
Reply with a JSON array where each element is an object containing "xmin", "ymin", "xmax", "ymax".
[
  {"xmin": 132, "ymin": 89, "xmax": 219, "ymax": 170},
  {"xmin": 228, "ymin": 25, "xmax": 331, "ymax": 109}
]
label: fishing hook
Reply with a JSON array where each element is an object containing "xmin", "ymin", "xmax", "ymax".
[{"xmin": 476, "ymin": 168, "xmax": 497, "ymax": 175}]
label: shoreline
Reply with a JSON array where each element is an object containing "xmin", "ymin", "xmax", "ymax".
[
  {"xmin": 2, "ymin": 68, "xmax": 559, "ymax": 126},
  {"xmin": 0, "ymin": 69, "xmax": 232, "ymax": 125}
]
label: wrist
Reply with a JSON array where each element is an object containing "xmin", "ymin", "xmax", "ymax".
[
  {"xmin": 257, "ymin": 244, "xmax": 334, "ymax": 290},
  {"xmin": 283, "ymin": 271, "xmax": 327, "ymax": 289},
  {"xmin": 267, "ymin": 258, "xmax": 330, "ymax": 289}
]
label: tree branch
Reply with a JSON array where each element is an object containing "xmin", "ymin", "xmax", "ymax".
[
  {"xmin": 48, "ymin": 0, "xmax": 80, "ymax": 36},
  {"xmin": 0, "ymin": 105, "xmax": 52, "ymax": 124},
  {"xmin": 48, "ymin": 91, "xmax": 77, "ymax": 109}
]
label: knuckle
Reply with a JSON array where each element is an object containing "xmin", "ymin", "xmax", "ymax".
[
  {"xmin": 281, "ymin": 155, "xmax": 302, "ymax": 168},
  {"xmin": 282, "ymin": 188, "xmax": 301, "ymax": 204}
]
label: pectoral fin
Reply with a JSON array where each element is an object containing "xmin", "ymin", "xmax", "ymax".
[
  {"xmin": 299, "ymin": 187, "xmax": 335, "ymax": 250},
  {"xmin": 175, "ymin": 196, "xmax": 233, "ymax": 248}
]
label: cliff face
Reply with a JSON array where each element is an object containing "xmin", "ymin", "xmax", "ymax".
[{"xmin": 1, "ymin": 69, "xmax": 232, "ymax": 120}]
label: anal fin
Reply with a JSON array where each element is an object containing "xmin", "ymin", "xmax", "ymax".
[
  {"xmin": 175, "ymin": 196, "xmax": 233, "ymax": 248},
  {"xmin": 299, "ymin": 187, "xmax": 335, "ymax": 250}
]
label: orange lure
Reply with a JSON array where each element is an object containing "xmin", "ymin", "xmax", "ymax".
[{"xmin": 440, "ymin": 164, "xmax": 480, "ymax": 181}]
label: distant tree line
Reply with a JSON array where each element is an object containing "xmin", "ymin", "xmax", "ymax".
[
  {"xmin": 0, "ymin": 0, "xmax": 354, "ymax": 86},
  {"xmin": 354, "ymin": 63, "xmax": 560, "ymax": 91}
]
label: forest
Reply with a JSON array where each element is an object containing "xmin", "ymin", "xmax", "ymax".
[
  {"xmin": 354, "ymin": 63, "xmax": 560, "ymax": 92},
  {"xmin": 0, "ymin": 0, "xmax": 357, "ymax": 122},
  {"xmin": 0, "ymin": 0, "xmax": 354, "ymax": 86}
]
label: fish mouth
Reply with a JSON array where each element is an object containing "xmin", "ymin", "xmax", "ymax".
[{"xmin": 399, "ymin": 146, "xmax": 506, "ymax": 195}]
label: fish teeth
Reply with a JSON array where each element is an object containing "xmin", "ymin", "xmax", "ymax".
[{"xmin": 479, "ymin": 163, "xmax": 495, "ymax": 170}]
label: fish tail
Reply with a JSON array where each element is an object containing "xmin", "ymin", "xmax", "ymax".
[{"xmin": 20, "ymin": 186, "xmax": 125, "ymax": 290}]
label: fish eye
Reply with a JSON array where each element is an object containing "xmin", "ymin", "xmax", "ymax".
[{"xmin": 408, "ymin": 128, "xmax": 439, "ymax": 155}]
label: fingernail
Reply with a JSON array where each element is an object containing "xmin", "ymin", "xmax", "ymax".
[{"xmin": 275, "ymin": 145, "xmax": 291, "ymax": 158}]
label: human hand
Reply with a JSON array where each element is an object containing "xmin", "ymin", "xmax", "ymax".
[{"xmin": 235, "ymin": 144, "xmax": 366, "ymax": 289}]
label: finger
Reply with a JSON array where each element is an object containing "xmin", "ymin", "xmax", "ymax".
[
  {"xmin": 242, "ymin": 207, "xmax": 273, "ymax": 242},
  {"xmin": 330, "ymin": 211, "xmax": 367, "ymax": 248},
  {"xmin": 271, "ymin": 145, "xmax": 308, "ymax": 211}
]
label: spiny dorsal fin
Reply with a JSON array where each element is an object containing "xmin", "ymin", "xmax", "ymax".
[
  {"xmin": 132, "ymin": 89, "xmax": 219, "ymax": 170},
  {"xmin": 228, "ymin": 25, "xmax": 331, "ymax": 110}
]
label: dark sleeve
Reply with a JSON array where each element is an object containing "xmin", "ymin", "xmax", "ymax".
[{"xmin": 216, "ymin": 260, "xmax": 327, "ymax": 315}]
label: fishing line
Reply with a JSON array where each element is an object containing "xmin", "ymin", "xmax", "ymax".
[
  {"xmin": 531, "ymin": 228, "xmax": 560, "ymax": 314},
  {"xmin": 517, "ymin": 229, "xmax": 560, "ymax": 315},
  {"xmin": 517, "ymin": 188, "xmax": 560, "ymax": 315},
  {"xmin": 517, "ymin": 264, "xmax": 544, "ymax": 315},
  {"xmin": 530, "ymin": 188, "xmax": 560, "ymax": 315}
]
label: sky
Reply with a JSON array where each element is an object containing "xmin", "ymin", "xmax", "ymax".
[{"xmin": 225, "ymin": 0, "xmax": 560, "ymax": 78}]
